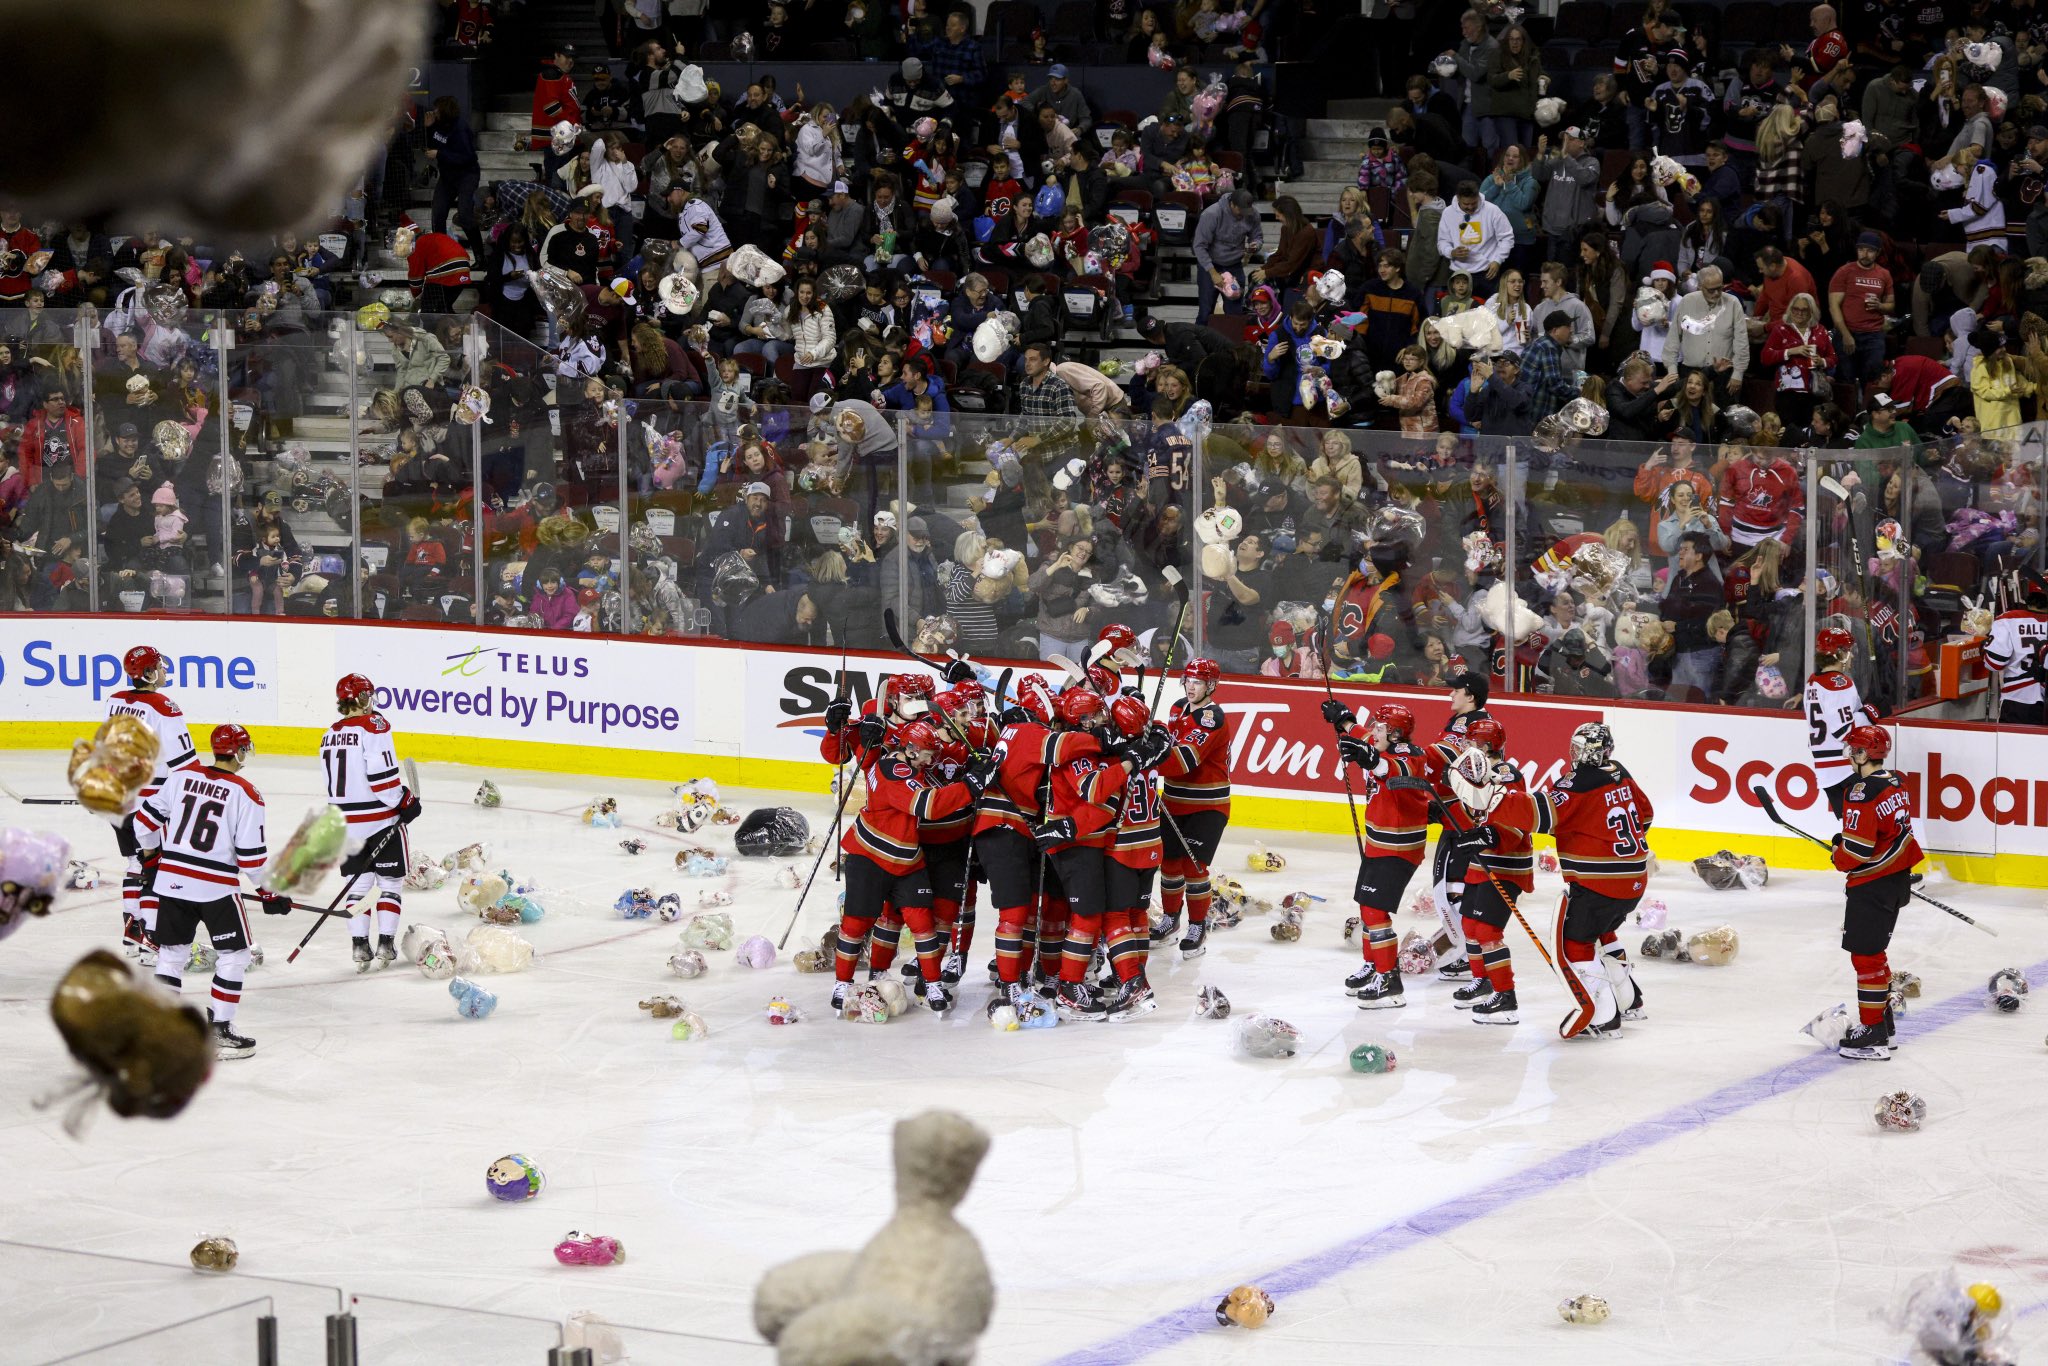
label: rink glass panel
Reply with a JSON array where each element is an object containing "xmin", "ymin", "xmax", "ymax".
[{"xmin": 10, "ymin": 298, "xmax": 2048, "ymax": 713}]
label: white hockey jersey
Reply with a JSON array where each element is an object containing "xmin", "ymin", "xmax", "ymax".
[
  {"xmin": 1983, "ymin": 607, "xmax": 2048, "ymax": 706},
  {"xmin": 135, "ymin": 766, "xmax": 269, "ymax": 902},
  {"xmin": 104, "ymin": 688, "xmax": 199, "ymax": 801},
  {"xmin": 1805, "ymin": 671, "xmax": 1868, "ymax": 788},
  {"xmin": 320, "ymin": 713, "xmax": 405, "ymax": 837}
]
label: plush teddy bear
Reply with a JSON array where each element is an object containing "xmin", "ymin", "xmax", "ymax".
[
  {"xmin": 1478, "ymin": 580, "xmax": 1542, "ymax": 644},
  {"xmin": 754, "ymin": 1110, "xmax": 994, "ymax": 1365}
]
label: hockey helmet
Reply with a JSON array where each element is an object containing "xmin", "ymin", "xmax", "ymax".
[
  {"xmin": 1845, "ymin": 723, "xmax": 1891, "ymax": 763},
  {"xmin": 1815, "ymin": 626, "xmax": 1855, "ymax": 661},
  {"xmin": 1096, "ymin": 622, "xmax": 1142, "ymax": 667},
  {"xmin": 124, "ymin": 645, "xmax": 166, "ymax": 684},
  {"xmin": 210, "ymin": 723, "xmax": 253, "ymax": 758},
  {"xmin": 889, "ymin": 672, "xmax": 937, "ymax": 711},
  {"xmin": 1056, "ymin": 688, "xmax": 1107, "ymax": 727},
  {"xmin": 1086, "ymin": 664, "xmax": 1120, "ymax": 696},
  {"xmin": 337, "ymin": 673, "xmax": 377, "ymax": 706},
  {"xmin": 1108, "ymin": 694, "xmax": 1152, "ymax": 738},
  {"xmin": 1569, "ymin": 721, "xmax": 1614, "ymax": 766},
  {"xmin": 1373, "ymin": 703, "xmax": 1415, "ymax": 740},
  {"xmin": 1014, "ymin": 674, "xmax": 1058, "ymax": 724},
  {"xmin": 893, "ymin": 719, "xmax": 943, "ymax": 759},
  {"xmin": 1465, "ymin": 718, "xmax": 1507, "ymax": 755},
  {"xmin": 1182, "ymin": 657, "xmax": 1221, "ymax": 695},
  {"xmin": 734, "ymin": 807, "xmax": 811, "ymax": 857}
]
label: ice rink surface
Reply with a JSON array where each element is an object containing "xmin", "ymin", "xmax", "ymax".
[{"xmin": 3, "ymin": 751, "xmax": 2047, "ymax": 1364}]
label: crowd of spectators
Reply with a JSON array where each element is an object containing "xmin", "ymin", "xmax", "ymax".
[{"xmin": 2, "ymin": 0, "xmax": 2044, "ymax": 718}]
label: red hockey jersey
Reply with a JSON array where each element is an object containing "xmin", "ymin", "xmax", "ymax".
[
  {"xmin": 1717, "ymin": 456, "xmax": 1804, "ymax": 548},
  {"xmin": 1161, "ymin": 698, "xmax": 1232, "ymax": 816},
  {"xmin": 1833, "ymin": 769, "xmax": 1923, "ymax": 886},
  {"xmin": 842, "ymin": 756, "xmax": 974, "ymax": 875},
  {"xmin": 407, "ymin": 232, "xmax": 473, "ymax": 292},
  {"xmin": 1109, "ymin": 768, "xmax": 1165, "ymax": 870},
  {"xmin": 1347, "ymin": 732, "xmax": 1432, "ymax": 864},
  {"xmin": 1491, "ymin": 760, "xmax": 1655, "ymax": 898},
  {"xmin": 819, "ymin": 697, "xmax": 885, "ymax": 767},
  {"xmin": 1044, "ymin": 753, "xmax": 1132, "ymax": 851},
  {"xmin": 529, "ymin": 63, "xmax": 582, "ymax": 149},
  {"xmin": 1462, "ymin": 767, "xmax": 1536, "ymax": 893},
  {"xmin": 975, "ymin": 722, "xmax": 1103, "ymax": 837}
]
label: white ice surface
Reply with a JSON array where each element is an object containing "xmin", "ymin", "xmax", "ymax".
[{"xmin": 3, "ymin": 752, "xmax": 2047, "ymax": 1365}]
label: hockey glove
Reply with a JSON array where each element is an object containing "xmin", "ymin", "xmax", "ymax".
[
  {"xmin": 1031, "ymin": 817, "xmax": 1076, "ymax": 853},
  {"xmin": 1320, "ymin": 699, "xmax": 1356, "ymax": 731},
  {"xmin": 138, "ymin": 849, "xmax": 160, "ymax": 896},
  {"xmin": 857, "ymin": 713, "xmax": 887, "ymax": 749},
  {"xmin": 997, "ymin": 704, "xmax": 1032, "ymax": 726},
  {"xmin": 257, "ymin": 890, "xmax": 294, "ymax": 916},
  {"xmin": 943, "ymin": 658, "xmax": 977, "ymax": 684},
  {"xmin": 961, "ymin": 754, "xmax": 999, "ymax": 799},
  {"xmin": 115, "ymin": 814, "xmax": 141, "ymax": 859},
  {"xmin": 395, "ymin": 789, "xmax": 423, "ymax": 824},
  {"xmin": 339, "ymin": 843, "xmax": 377, "ymax": 880},
  {"xmin": 1125, "ymin": 726, "xmax": 1171, "ymax": 770},
  {"xmin": 1336, "ymin": 736, "xmax": 1379, "ymax": 771},
  {"xmin": 1449, "ymin": 825, "xmax": 1499, "ymax": 857},
  {"xmin": 824, "ymin": 698, "xmax": 854, "ymax": 734}
]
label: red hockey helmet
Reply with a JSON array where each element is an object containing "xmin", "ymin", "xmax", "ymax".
[
  {"xmin": 1095, "ymin": 622, "xmax": 1142, "ymax": 666},
  {"xmin": 336, "ymin": 673, "xmax": 376, "ymax": 706},
  {"xmin": 1108, "ymin": 694, "xmax": 1152, "ymax": 738},
  {"xmin": 893, "ymin": 719, "xmax": 943, "ymax": 757},
  {"xmin": 889, "ymin": 672, "xmax": 937, "ymax": 710},
  {"xmin": 124, "ymin": 645, "xmax": 165, "ymax": 683},
  {"xmin": 1183, "ymin": 658, "xmax": 1222, "ymax": 692},
  {"xmin": 1845, "ymin": 723, "xmax": 1891, "ymax": 763},
  {"xmin": 1086, "ymin": 663, "xmax": 1121, "ymax": 696},
  {"xmin": 1056, "ymin": 687, "xmax": 1107, "ymax": 727},
  {"xmin": 1014, "ymin": 674, "xmax": 1058, "ymax": 724},
  {"xmin": 1465, "ymin": 718, "xmax": 1507, "ymax": 755},
  {"xmin": 210, "ymin": 723, "xmax": 253, "ymax": 757},
  {"xmin": 947, "ymin": 679, "xmax": 987, "ymax": 708},
  {"xmin": 1373, "ymin": 703, "xmax": 1415, "ymax": 739},
  {"xmin": 931, "ymin": 687, "xmax": 977, "ymax": 726},
  {"xmin": 1816, "ymin": 626, "xmax": 1854, "ymax": 660}
]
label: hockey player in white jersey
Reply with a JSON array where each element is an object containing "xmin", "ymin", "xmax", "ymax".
[
  {"xmin": 133, "ymin": 724, "xmax": 290, "ymax": 1059},
  {"xmin": 322, "ymin": 673, "xmax": 421, "ymax": 969},
  {"xmin": 1983, "ymin": 571, "xmax": 2048, "ymax": 727},
  {"xmin": 1806, "ymin": 626, "xmax": 1880, "ymax": 816},
  {"xmin": 106, "ymin": 645, "xmax": 201, "ymax": 963}
]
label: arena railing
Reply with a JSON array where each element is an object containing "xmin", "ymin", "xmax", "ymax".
[{"xmin": 7, "ymin": 301, "xmax": 2041, "ymax": 715}]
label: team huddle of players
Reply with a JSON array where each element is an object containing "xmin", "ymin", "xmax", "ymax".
[
  {"xmin": 96, "ymin": 612, "xmax": 1924, "ymax": 1058},
  {"xmin": 102, "ymin": 648, "xmax": 423, "ymax": 1059}
]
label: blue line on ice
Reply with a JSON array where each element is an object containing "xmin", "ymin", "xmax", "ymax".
[{"xmin": 1046, "ymin": 960, "xmax": 2048, "ymax": 1366}]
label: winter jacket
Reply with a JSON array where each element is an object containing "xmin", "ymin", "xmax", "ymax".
[
  {"xmin": 1759, "ymin": 320, "xmax": 1837, "ymax": 398},
  {"xmin": 1486, "ymin": 45, "xmax": 1542, "ymax": 122},
  {"xmin": 1532, "ymin": 153, "xmax": 1600, "ymax": 239},
  {"xmin": 1481, "ymin": 169, "xmax": 1540, "ymax": 246},
  {"xmin": 791, "ymin": 305, "xmax": 837, "ymax": 368}
]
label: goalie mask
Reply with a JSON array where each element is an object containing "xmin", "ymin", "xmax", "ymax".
[
  {"xmin": 734, "ymin": 807, "xmax": 810, "ymax": 857},
  {"xmin": 1568, "ymin": 722, "xmax": 1614, "ymax": 766}
]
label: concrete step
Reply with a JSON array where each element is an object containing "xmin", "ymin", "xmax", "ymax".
[
  {"xmin": 1294, "ymin": 159, "xmax": 1376, "ymax": 182},
  {"xmin": 1326, "ymin": 98, "xmax": 1399, "ymax": 119},
  {"xmin": 1305, "ymin": 137, "xmax": 1376, "ymax": 160},
  {"xmin": 1306, "ymin": 118, "xmax": 1390, "ymax": 139}
]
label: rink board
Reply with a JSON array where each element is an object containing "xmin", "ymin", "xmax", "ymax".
[{"xmin": 2, "ymin": 616, "xmax": 2043, "ymax": 883}]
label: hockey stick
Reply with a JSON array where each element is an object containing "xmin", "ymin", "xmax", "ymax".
[
  {"xmin": 1430, "ymin": 792, "xmax": 1567, "ymax": 977},
  {"xmin": 1315, "ymin": 605, "xmax": 1370, "ymax": 862},
  {"xmin": 1748, "ymin": 784, "xmax": 1997, "ymax": 936},
  {"xmin": 779, "ymin": 775, "xmax": 862, "ymax": 951},
  {"xmin": 285, "ymin": 757, "xmax": 420, "ymax": 965},
  {"xmin": 239, "ymin": 892, "xmax": 356, "ymax": 920},
  {"xmin": 0, "ymin": 776, "xmax": 81, "ymax": 806}
]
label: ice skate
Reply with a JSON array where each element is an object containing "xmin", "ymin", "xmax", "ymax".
[
  {"xmin": 1055, "ymin": 980, "xmax": 1106, "ymax": 1021},
  {"xmin": 209, "ymin": 1011, "xmax": 256, "ymax": 1060},
  {"xmin": 1451, "ymin": 978, "xmax": 1492, "ymax": 1009},
  {"xmin": 1621, "ymin": 981, "xmax": 1647, "ymax": 1021},
  {"xmin": 1838, "ymin": 1023, "xmax": 1892, "ymax": 1060},
  {"xmin": 1343, "ymin": 963, "xmax": 1379, "ymax": 996},
  {"xmin": 375, "ymin": 934, "xmax": 397, "ymax": 967},
  {"xmin": 922, "ymin": 981, "xmax": 954, "ymax": 1014},
  {"xmin": 941, "ymin": 951, "xmax": 964, "ymax": 985},
  {"xmin": 1435, "ymin": 958, "xmax": 1472, "ymax": 982},
  {"xmin": 1148, "ymin": 910, "xmax": 1179, "ymax": 943},
  {"xmin": 1470, "ymin": 989, "xmax": 1520, "ymax": 1024},
  {"xmin": 1179, "ymin": 920, "xmax": 1208, "ymax": 959},
  {"xmin": 1105, "ymin": 977, "xmax": 1157, "ymax": 1020},
  {"xmin": 1355, "ymin": 969, "xmax": 1406, "ymax": 1010},
  {"xmin": 1883, "ymin": 1003, "xmax": 1900, "ymax": 1047},
  {"xmin": 136, "ymin": 928, "xmax": 157, "ymax": 969},
  {"xmin": 985, "ymin": 957, "xmax": 1001, "ymax": 985},
  {"xmin": 351, "ymin": 937, "xmax": 373, "ymax": 972}
]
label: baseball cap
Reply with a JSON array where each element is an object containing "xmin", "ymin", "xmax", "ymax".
[
  {"xmin": 1857, "ymin": 231, "xmax": 1883, "ymax": 248},
  {"xmin": 1049, "ymin": 63, "xmax": 1070, "ymax": 78},
  {"xmin": 1563, "ymin": 125, "xmax": 1585, "ymax": 140},
  {"xmin": 1873, "ymin": 391, "xmax": 1910, "ymax": 409},
  {"xmin": 743, "ymin": 480, "xmax": 771, "ymax": 497},
  {"xmin": 2030, "ymin": 124, "xmax": 2048, "ymax": 140},
  {"xmin": 874, "ymin": 510, "xmax": 897, "ymax": 530},
  {"xmin": 115, "ymin": 422, "xmax": 139, "ymax": 438},
  {"xmin": 831, "ymin": 179, "xmax": 849, "ymax": 194}
]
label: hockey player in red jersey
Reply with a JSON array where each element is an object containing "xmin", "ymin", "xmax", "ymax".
[
  {"xmin": 1101, "ymin": 695, "xmax": 1167, "ymax": 1020},
  {"xmin": 1324, "ymin": 701, "xmax": 1433, "ymax": 1008},
  {"xmin": 106, "ymin": 645, "xmax": 201, "ymax": 963},
  {"xmin": 833, "ymin": 721, "xmax": 991, "ymax": 1015},
  {"xmin": 1416, "ymin": 670, "xmax": 1498, "ymax": 980},
  {"xmin": 871, "ymin": 681, "xmax": 992, "ymax": 988},
  {"xmin": 1153, "ymin": 658, "xmax": 1235, "ymax": 958},
  {"xmin": 1806, "ymin": 626, "xmax": 1879, "ymax": 815},
  {"xmin": 1037, "ymin": 691, "xmax": 1170, "ymax": 1020},
  {"xmin": 975, "ymin": 675, "xmax": 1105, "ymax": 1011},
  {"xmin": 1717, "ymin": 444, "xmax": 1804, "ymax": 550},
  {"xmin": 1829, "ymin": 725, "xmax": 1923, "ymax": 1060},
  {"xmin": 133, "ymin": 725, "xmax": 290, "ymax": 1059},
  {"xmin": 1484, "ymin": 723, "xmax": 1656, "ymax": 1038},
  {"xmin": 1436, "ymin": 718, "xmax": 1535, "ymax": 1023},
  {"xmin": 820, "ymin": 672, "xmax": 937, "ymax": 767},
  {"xmin": 323, "ymin": 674, "xmax": 423, "ymax": 970}
]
